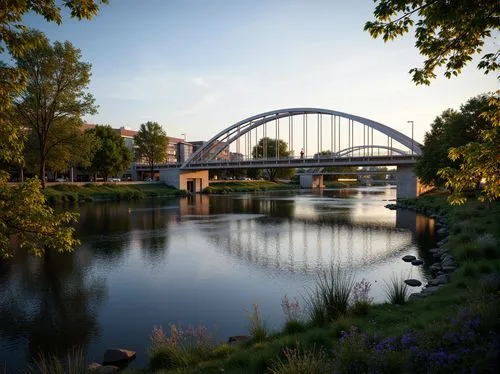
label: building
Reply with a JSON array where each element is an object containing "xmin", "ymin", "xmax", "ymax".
[{"xmin": 190, "ymin": 140, "xmax": 230, "ymax": 161}]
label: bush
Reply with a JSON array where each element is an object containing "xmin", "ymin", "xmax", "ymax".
[
  {"xmin": 148, "ymin": 324, "xmax": 215, "ymax": 370},
  {"xmin": 384, "ymin": 273, "xmax": 409, "ymax": 305},
  {"xmin": 24, "ymin": 347, "xmax": 86, "ymax": 374},
  {"xmin": 306, "ymin": 265, "xmax": 354, "ymax": 325}
]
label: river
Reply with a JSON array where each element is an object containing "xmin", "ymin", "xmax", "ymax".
[{"xmin": 0, "ymin": 186, "xmax": 436, "ymax": 370}]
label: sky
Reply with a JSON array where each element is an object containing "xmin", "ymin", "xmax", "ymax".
[{"xmin": 22, "ymin": 0, "xmax": 498, "ymax": 144}]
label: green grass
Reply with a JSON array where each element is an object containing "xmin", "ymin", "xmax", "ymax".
[
  {"xmin": 203, "ymin": 181, "xmax": 297, "ymax": 194},
  {"xmin": 43, "ymin": 183, "xmax": 186, "ymax": 205},
  {"xmin": 147, "ymin": 193, "xmax": 500, "ymax": 373}
]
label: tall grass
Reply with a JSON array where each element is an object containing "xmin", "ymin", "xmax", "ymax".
[
  {"xmin": 267, "ymin": 345, "xmax": 329, "ymax": 374},
  {"xmin": 306, "ymin": 265, "xmax": 355, "ymax": 325},
  {"xmin": 23, "ymin": 348, "xmax": 86, "ymax": 374},
  {"xmin": 148, "ymin": 324, "xmax": 215, "ymax": 371},
  {"xmin": 384, "ymin": 273, "xmax": 409, "ymax": 305},
  {"xmin": 247, "ymin": 303, "xmax": 268, "ymax": 342}
]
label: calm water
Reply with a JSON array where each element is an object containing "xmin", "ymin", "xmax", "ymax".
[{"xmin": 0, "ymin": 187, "xmax": 436, "ymax": 370}]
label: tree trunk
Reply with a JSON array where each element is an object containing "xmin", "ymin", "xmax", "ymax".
[
  {"xmin": 150, "ymin": 162, "xmax": 154, "ymax": 182},
  {"xmin": 40, "ymin": 151, "xmax": 46, "ymax": 189}
]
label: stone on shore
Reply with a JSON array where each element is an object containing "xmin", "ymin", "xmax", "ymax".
[
  {"xmin": 404, "ymin": 279, "xmax": 422, "ymax": 287},
  {"xmin": 411, "ymin": 259, "xmax": 424, "ymax": 266},
  {"xmin": 402, "ymin": 255, "xmax": 416, "ymax": 262},
  {"xmin": 102, "ymin": 348, "xmax": 136, "ymax": 366},
  {"xmin": 228, "ymin": 335, "xmax": 250, "ymax": 345}
]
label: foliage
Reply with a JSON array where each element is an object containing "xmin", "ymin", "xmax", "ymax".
[
  {"xmin": 0, "ymin": 173, "xmax": 79, "ymax": 259},
  {"xmin": 384, "ymin": 273, "xmax": 409, "ymax": 305},
  {"xmin": 312, "ymin": 151, "xmax": 358, "ymax": 181},
  {"xmin": 281, "ymin": 295, "xmax": 305, "ymax": 334},
  {"xmin": 415, "ymin": 94, "xmax": 493, "ymax": 186},
  {"xmin": 247, "ymin": 303, "xmax": 268, "ymax": 342},
  {"xmin": 134, "ymin": 121, "xmax": 169, "ymax": 176},
  {"xmin": 86, "ymin": 125, "xmax": 132, "ymax": 179},
  {"xmin": 306, "ymin": 265, "xmax": 355, "ymax": 325},
  {"xmin": 365, "ymin": 0, "xmax": 499, "ymax": 85},
  {"xmin": 267, "ymin": 345, "xmax": 329, "ymax": 374},
  {"xmin": 0, "ymin": 0, "xmax": 107, "ymax": 258},
  {"xmin": 438, "ymin": 94, "xmax": 500, "ymax": 204},
  {"xmin": 252, "ymin": 137, "xmax": 294, "ymax": 180},
  {"xmin": 12, "ymin": 31, "xmax": 97, "ymax": 187},
  {"xmin": 148, "ymin": 324, "xmax": 215, "ymax": 371},
  {"xmin": 350, "ymin": 279, "xmax": 373, "ymax": 316}
]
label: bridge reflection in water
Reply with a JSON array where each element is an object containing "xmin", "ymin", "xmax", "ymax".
[{"xmin": 176, "ymin": 190, "xmax": 435, "ymax": 276}]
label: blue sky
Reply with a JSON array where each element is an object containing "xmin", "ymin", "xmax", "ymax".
[{"xmin": 23, "ymin": 0, "xmax": 498, "ymax": 143}]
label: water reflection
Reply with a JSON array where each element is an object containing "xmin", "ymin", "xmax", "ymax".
[
  {"xmin": 0, "ymin": 187, "xmax": 436, "ymax": 371},
  {"xmin": 0, "ymin": 249, "xmax": 106, "ymax": 370}
]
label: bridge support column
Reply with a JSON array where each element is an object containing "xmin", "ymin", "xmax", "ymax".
[
  {"xmin": 300, "ymin": 175, "xmax": 324, "ymax": 189},
  {"xmin": 396, "ymin": 166, "xmax": 418, "ymax": 199},
  {"xmin": 159, "ymin": 169, "xmax": 208, "ymax": 193}
]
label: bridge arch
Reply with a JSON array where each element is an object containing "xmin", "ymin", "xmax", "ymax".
[{"xmin": 183, "ymin": 108, "xmax": 422, "ymax": 167}]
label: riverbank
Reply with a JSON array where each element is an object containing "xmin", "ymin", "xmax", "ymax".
[
  {"xmin": 139, "ymin": 192, "xmax": 499, "ymax": 373},
  {"xmin": 203, "ymin": 180, "xmax": 298, "ymax": 194},
  {"xmin": 43, "ymin": 183, "xmax": 187, "ymax": 205}
]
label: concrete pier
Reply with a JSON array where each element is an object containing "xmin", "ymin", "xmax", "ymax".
[{"xmin": 159, "ymin": 169, "xmax": 209, "ymax": 193}]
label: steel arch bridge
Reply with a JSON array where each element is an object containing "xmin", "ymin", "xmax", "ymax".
[{"xmin": 181, "ymin": 108, "xmax": 422, "ymax": 170}]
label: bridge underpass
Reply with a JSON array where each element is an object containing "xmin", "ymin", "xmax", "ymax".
[{"xmin": 153, "ymin": 108, "xmax": 427, "ymax": 197}]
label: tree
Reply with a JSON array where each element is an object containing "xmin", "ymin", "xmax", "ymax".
[
  {"xmin": 87, "ymin": 125, "xmax": 131, "ymax": 180},
  {"xmin": 438, "ymin": 96, "xmax": 499, "ymax": 204},
  {"xmin": 415, "ymin": 95, "xmax": 492, "ymax": 186},
  {"xmin": 365, "ymin": 0, "xmax": 499, "ymax": 85},
  {"xmin": 134, "ymin": 121, "xmax": 169, "ymax": 179},
  {"xmin": 12, "ymin": 32, "xmax": 97, "ymax": 188},
  {"xmin": 0, "ymin": 0, "xmax": 107, "ymax": 258},
  {"xmin": 252, "ymin": 137, "xmax": 294, "ymax": 181},
  {"xmin": 366, "ymin": 0, "xmax": 500, "ymax": 204}
]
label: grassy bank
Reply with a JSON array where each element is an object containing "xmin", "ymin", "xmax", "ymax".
[
  {"xmin": 141, "ymin": 192, "xmax": 499, "ymax": 373},
  {"xmin": 203, "ymin": 181, "xmax": 298, "ymax": 194},
  {"xmin": 43, "ymin": 183, "xmax": 187, "ymax": 205}
]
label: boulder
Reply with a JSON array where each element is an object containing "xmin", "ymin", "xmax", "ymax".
[
  {"xmin": 98, "ymin": 367, "xmax": 120, "ymax": 374},
  {"xmin": 402, "ymin": 255, "xmax": 417, "ymax": 262},
  {"xmin": 404, "ymin": 279, "xmax": 422, "ymax": 287},
  {"xmin": 421, "ymin": 285, "xmax": 441, "ymax": 295},
  {"xmin": 102, "ymin": 348, "xmax": 136, "ymax": 366},
  {"xmin": 411, "ymin": 259, "xmax": 424, "ymax": 266}
]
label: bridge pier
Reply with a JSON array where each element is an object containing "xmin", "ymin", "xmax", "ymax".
[
  {"xmin": 396, "ymin": 165, "xmax": 433, "ymax": 199},
  {"xmin": 299, "ymin": 175, "xmax": 324, "ymax": 189},
  {"xmin": 159, "ymin": 169, "xmax": 208, "ymax": 193}
]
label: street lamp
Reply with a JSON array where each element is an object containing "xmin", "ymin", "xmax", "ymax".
[
  {"xmin": 181, "ymin": 133, "xmax": 186, "ymax": 142},
  {"xmin": 407, "ymin": 121, "xmax": 414, "ymax": 155}
]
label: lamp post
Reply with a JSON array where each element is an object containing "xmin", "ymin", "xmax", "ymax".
[
  {"xmin": 181, "ymin": 133, "xmax": 186, "ymax": 142},
  {"xmin": 407, "ymin": 121, "xmax": 414, "ymax": 155}
]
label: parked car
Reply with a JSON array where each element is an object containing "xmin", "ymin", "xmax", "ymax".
[
  {"xmin": 55, "ymin": 177, "xmax": 67, "ymax": 182},
  {"xmin": 107, "ymin": 177, "xmax": 121, "ymax": 182}
]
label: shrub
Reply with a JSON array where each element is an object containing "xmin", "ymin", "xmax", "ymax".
[
  {"xmin": 267, "ymin": 345, "xmax": 329, "ymax": 374},
  {"xmin": 384, "ymin": 273, "xmax": 409, "ymax": 305},
  {"xmin": 350, "ymin": 279, "xmax": 373, "ymax": 316},
  {"xmin": 456, "ymin": 243, "xmax": 482, "ymax": 261},
  {"xmin": 306, "ymin": 265, "xmax": 355, "ymax": 325},
  {"xmin": 247, "ymin": 303, "xmax": 268, "ymax": 342},
  {"xmin": 148, "ymin": 324, "xmax": 215, "ymax": 371},
  {"xmin": 283, "ymin": 320, "xmax": 305, "ymax": 335}
]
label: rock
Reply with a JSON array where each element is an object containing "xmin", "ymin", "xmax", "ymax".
[
  {"xmin": 411, "ymin": 259, "xmax": 424, "ymax": 266},
  {"xmin": 437, "ymin": 227, "xmax": 448, "ymax": 236},
  {"xmin": 102, "ymin": 348, "xmax": 136, "ymax": 366},
  {"xmin": 404, "ymin": 279, "xmax": 422, "ymax": 287},
  {"xmin": 385, "ymin": 204, "xmax": 398, "ymax": 210},
  {"xmin": 422, "ymin": 285, "xmax": 441, "ymax": 295},
  {"xmin": 429, "ymin": 263, "xmax": 442, "ymax": 271},
  {"xmin": 441, "ymin": 258, "xmax": 456, "ymax": 267},
  {"xmin": 436, "ymin": 274, "xmax": 449, "ymax": 283},
  {"xmin": 228, "ymin": 335, "xmax": 250, "ymax": 345},
  {"xmin": 402, "ymin": 255, "xmax": 417, "ymax": 262}
]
